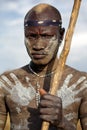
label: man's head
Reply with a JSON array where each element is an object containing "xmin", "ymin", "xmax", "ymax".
[{"xmin": 24, "ymin": 3, "xmax": 65, "ymax": 65}]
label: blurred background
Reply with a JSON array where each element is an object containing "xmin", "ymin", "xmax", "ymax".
[{"xmin": 0, "ymin": 0, "xmax": 87, "ymax": 74}]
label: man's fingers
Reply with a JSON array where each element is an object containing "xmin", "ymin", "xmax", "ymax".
[
  {"xmin": 40, "ymin": 114, "xmax": 58, "ymax": 122},
  {"xmin": 40, "ymin": 99, "xmax": 61, "ymax": 108},
  {"xmin": 40, "ymin": 107, "xmax": 59, "ymax": 115}
]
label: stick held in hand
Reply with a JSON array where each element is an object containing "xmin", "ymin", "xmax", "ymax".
[{"xmin": 41, "ymin": 0, "xmax": 82, "ymax": 130}]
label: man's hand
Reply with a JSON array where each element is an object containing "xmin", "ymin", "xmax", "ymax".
[{"xmin": 39, "ymin": 89, "xmax": 62, "ymax": 126}]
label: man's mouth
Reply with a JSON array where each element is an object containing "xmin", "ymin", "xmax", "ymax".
[{"xmin": 31, "ymin": 52, "xmax": 47, "ymax": 59}]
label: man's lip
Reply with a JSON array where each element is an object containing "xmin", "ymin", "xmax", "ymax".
[{"xmin": 32, "ymin": 53, "xmax": 46, "ymax": 59}]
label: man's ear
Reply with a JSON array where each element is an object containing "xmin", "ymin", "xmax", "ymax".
[{"xmin": 59, "ymin": 27, "xmax": 65, "ymax": 43}]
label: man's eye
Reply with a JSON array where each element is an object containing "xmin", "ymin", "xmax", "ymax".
[
  {"xmin": 41, "ymin": 34, "xmax": 54, "ymax": 39},
  {"xmin": 25, "ymin": 34, "xmax": 37, "ymax": 39},
  {"xmin": 31, "ymin": 34, "xmax": 37, "ymax": 37}
]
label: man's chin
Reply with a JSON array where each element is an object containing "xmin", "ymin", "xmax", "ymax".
[{"xmin": 32, "ymin": 59, "xmax": 50, "ymax": 66}]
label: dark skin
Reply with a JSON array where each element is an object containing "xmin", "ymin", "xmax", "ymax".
[
  {"xmin": 25, "ymin": 26, "xmax": 75, "ymax": 130},
  {"xmin": 40, "ymin": 94, "xmax": 62, "ymax": 125},
  {"xmin": 25, "ymin": 25, "xmax": 63, "ymax": 125},
  {"xmin": 0, "ymin": 4, "xmax": 86, "ymax": 130},
  {"xmin": 24, "ymin": 4, "xmax": 75, "ymax": 130},
  {"xmin": 25, "ymin": 26, "xmax": 61, "ymax": 65},
  {"xmin": 39, "ymin": 94, "xmax": 76, "ymax": 130}
]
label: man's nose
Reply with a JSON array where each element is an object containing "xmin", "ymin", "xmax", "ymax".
[{"xmin": 32, "ymin": 38, "xmax": 45, "ymax": 50}]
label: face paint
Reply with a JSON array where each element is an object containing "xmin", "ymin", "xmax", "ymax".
[
  {"xmin": 25, "ymin": 35, "xmax": 59, "ymax": 65},
  {"xmin": 25, "ymin": 37, "xmax": 32, "ymax": 56}
]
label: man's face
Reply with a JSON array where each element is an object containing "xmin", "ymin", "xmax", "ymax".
[{"xmin": 24, "ymin": 25, "xmax": 60, "ymax": 65}]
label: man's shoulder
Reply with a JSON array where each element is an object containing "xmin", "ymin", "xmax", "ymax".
[
  {"xmin": 60, "ymin": 65, "xmax": 87, "ymax": 86},
  {"xmin": 64, "ymin": 65, "xmax": 87, "ymax": 77},
  {"xmin": 0, "ymin": 64, "xmax": 29, "ymax": 77}
]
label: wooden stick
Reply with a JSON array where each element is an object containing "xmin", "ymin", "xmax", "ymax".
[{"xmin": 41, "ymin": 0, "xmax": 82, "ymax": 130}]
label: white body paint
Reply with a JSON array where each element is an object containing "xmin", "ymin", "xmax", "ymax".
[
  {"xmin": 0, "ymin": 73, "xmax": 86, "ymax": 107},
  {"xmin": 57, "ymin": 74, "xmax": 86, "ymax": 109},
  {"xmin": 64, "ymin": 112, "xmax": 77, "ymax": 121},
  {"xmin": 0, "ymin": 73, "xmax": 36, "ymax": 106},
  {"xmin": 57, "ymin": 74, "xmax": 86, "ymax": 121},
  {"xmin": 0, "ymin": 72, "xmax": 87, "ymax": 122},
  {"xmin": 11, "ymin": 119, "xmax": 28, "ymax": 130}
]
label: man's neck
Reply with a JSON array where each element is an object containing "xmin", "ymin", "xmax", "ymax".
[{"xmin": 30, "ymin": 57, "xmax": 58, "ymax": 74}]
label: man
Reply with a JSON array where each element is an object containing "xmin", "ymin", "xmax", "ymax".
[{"xmin": 0, "ymin": 3, "xmax": 87, "ymax": 130}]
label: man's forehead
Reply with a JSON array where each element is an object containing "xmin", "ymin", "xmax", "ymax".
[
  {"xmin": 25, "ymin": 26, "xmax": 46, "ymax": 31},
  {"xmin": 25, "ymin": 26, "xmax": 59, "ymax": 35}
]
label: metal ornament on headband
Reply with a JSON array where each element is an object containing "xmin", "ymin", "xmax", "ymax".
[{"xmin": 24, "ymin": 20, "xmax": 62, "ymax": 27}]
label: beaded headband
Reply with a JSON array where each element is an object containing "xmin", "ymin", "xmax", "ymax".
[{"xmin": 24, "ymin": 20, "xmax": 62, "ymax": 27}]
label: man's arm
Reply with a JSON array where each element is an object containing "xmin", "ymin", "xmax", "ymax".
[
  {"xmin": 0, "ymin": 79, "xmax": 8, "ymax": 130},
  {"xmin": 0, "ymin": 97, "xmax": 8, "ymax": 130},
  {"xmin": 79, "ymin": 80, "xmax": 87, "ymax": 130},
  {"xmin": 0, "ymin": 114, "xmax": 7, "ymax": 130}
]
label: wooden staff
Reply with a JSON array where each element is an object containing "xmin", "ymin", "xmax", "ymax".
[{"xmin": 41, "ymin": 0, "xmax": 82, "ymax": 130}]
